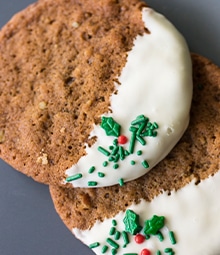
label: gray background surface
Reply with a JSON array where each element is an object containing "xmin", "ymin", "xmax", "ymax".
[{"xmin": 0, "ymin": 1, "xmax": 219, "ymax": 254}]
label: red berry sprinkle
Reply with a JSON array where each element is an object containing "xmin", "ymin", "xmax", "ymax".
[
  {"xmin": 141, "ymin": 248, "xmax": 151, "ymax": 255},
  {"xmin": 117, "ymin": 135, "xmax": 128, "ymax": 144},
  {"xmin": 135, "ymin": 234, "xmax": 145, "ymax": 244}
]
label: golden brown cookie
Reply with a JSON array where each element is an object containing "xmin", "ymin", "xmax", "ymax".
[
  {"xmin": 49, "ymin": 53, "xmax": 220, "ymax": 231},
  {"xmin": 0, "ymin": 0, "xmax": 193, "ymax": 188},
  {"xmin": 0, "ymin": 0, "xmax": 147, "ymax": 185}
]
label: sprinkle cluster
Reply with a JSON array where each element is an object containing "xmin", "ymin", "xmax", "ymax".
[
  {"xmin": 89, "ymin": 210, "xmax": 177, "ymax": 255},
  {"xmin": 66, "ymin": 114, "xmax": 159, "ymax": 187}
]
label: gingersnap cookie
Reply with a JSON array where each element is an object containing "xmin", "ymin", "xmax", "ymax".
[
  {"xmin": 49, "ymin": 54, "xmax": 220, "ymax": 254},
  {"xmin": 0, "ymin": 0, "xmax": 192, "ymax": 187}
]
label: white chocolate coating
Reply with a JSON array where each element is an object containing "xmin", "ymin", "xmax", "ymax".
[
  {"xmin": 73, "ymin": 171, "xmax": 220, "ymax": 255},
  {"xmin": 65, "ymin": 8, "xmax": 193, "ymax": 187}
]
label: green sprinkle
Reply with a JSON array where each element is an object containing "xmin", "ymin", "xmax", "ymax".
[
  {"xmin": 137, "ymin": 121, "xmax": 147, "ymax": 135},
  {"xmin": 89, "ymin": 242, "xmax": 100, "ymax": 249},
  {"xmin": 66, "ymin": 173, "xmax": 83, "ymax": 182},
  {"xmin": 169, "ymin": 231, "xmax": 177, "ymax": 245},
  {"xmin": 114, "ymin": 154, "xmax": 120, "ymax": 163},
  {"xmin": 118, "ymin": 178, "xmax": 124, "ymax": 186},
  {"xmin": 141, "ymin": 130, "xmax": 152, "ymax": 137},
  {"xmin": 98, "ymin": 146, "xmax": 110, "ymax": 156},
  {"xmin": 112, "ymin": 248, "xmax": 117, "ymax": 255},
  {"xmin": 124, "ymin": 150, "xmax": 130, "ymax": 156},
  {"xmin": 109, "ymin": 156, "xmax": 115, "ymax": 162},
  {"xmin": 98, "ymin": 172, "xmax": 105, "ymax": 178},
  {"xmin": 129, "ymin": 126, "xmax": 138, "ymax": 133},
  {"xmin": 156, "ymin": 251, "xmax": 162, "ymax": 255},
  {"xmin": 123, "ymin": 254, "xmax": 138, "ymax": 255},
  {"xmin": 112, "ymin": 220, "xmax": 117, "ymax": 226},
  {"xmin": 122, "ymin": 231, "xmax": 129, "ymax": 247},
  {"xmin": 147, "ymin": 130, "xmax": 153, "ymax": 136},
  {"xmin": 103, "ymin": 161, "xmax": 108, "ymax": 167},
  {"xmin": 102, "ymin": 245, "xmax": 109, "ymax": 253},
  {"xmin": 142, "ymin": 160, "xmax": 149, "ymax": 169},
  {"xmin": 136, "ymin": 114, "xmax": 145, "ymax": 119},
  {"xmin": 88, "ymin": 166, "xmax": 96, "ymax": 174},
  {"xmin": 113, "ymin": 139, "xmax": 118, "ymax": 146},
  {"xmin": 131, "ymin": 115, "xmax": 147, "ymax": 125},
  {"xmin": 129, "ymin": 131, "xmax": 137, "ymax": 154},
  {"xmin": 136, "ymin": 135, "xmax": 146, "ymax": 145},
  {"xmin": 145, "ymin": 234, "xmax": 150, "ymax": 240},
  {"xmin": 152, "ymin": 131, "xmax": 158, "ymax": 137},
  {"xmin": 137, "ymin": 150, "xmax": 142, "ymax": 156},
  {"xmin": 164, "ymin": 248, "xmax": 173, "ymax": 253},
  {"xmin": 157, "ymin": 231, "xmax": 164, "ymax": 242},
  {"xmin": 109, "ymin": 227, "xmax": 116, "ymax": 235},
  {"xmin": 130, "ymin": 160, "xmax": 136, "ymax": 165},
  {"xmin": 119, "ymin": 146, "xmax": 125, "ymax": 160},
  {"xmin": 112, "ymin": 146, "xmax": 119, "ymax": 155},
  {"xmin": 106, "ymin": 238, "xmax": 119, "ymax": 249},
  {"xmin": 109, "ymin": 145, "xmax": 114, "ymax": 150},
  {"xmin": 114, "ymin": 231, "xmax": 121, "ymax": 240},
  {"xmin": 113, "ymin": 163, "xmax": 119, "ymax": 169},
  {"xmin": 153, "ymin": 122, "xmax": 159, "ymax": 129},
  {"xmin": 88, "ymin": 181, "xmax": 98, "ymax": 186}
]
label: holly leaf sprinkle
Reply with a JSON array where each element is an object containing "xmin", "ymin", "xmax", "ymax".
[
  {"xmin": 123, "ymin": 210, "xmax": 142, "ymax": 235},
  {"xmin": 101, "ymin": 117, "xmax": 121, "ymax": 137},
  {"xmin": 143, "ymin": 215, "xmax": 165, "ymax": 235}
]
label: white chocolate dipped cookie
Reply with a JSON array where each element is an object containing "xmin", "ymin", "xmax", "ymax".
[
  {"xmin": 65, "ymin": 7, "xmax": 192, "ymax": 188},
  {"xmin": 50, "ymin": 53, "xmax": 220, "ymax": 255},
  {"xmin": 73, "ymin": 172, "xmax": 220, "ymax": 255},
  {"xmin": 0, "ymin": 0, "xmax": 191, "ymax": 187}
]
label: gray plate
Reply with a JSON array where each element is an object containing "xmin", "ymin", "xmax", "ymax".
[{"xmin": 0, "ymin": 1, "xmax": 219, "ymax": 255}]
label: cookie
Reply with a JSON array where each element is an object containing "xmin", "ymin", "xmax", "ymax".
[
  {"xmin": 0, "ymin": 0, "xmax": 192, "ymax": 187},
  {"xmin": 49, "ymin": 54, "xmax": 220, "ymax": 254}
]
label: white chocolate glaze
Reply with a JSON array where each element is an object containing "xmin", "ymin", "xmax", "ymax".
[
  {"xmin": 65, "ymin": 7, "xmax": 193, "ymax": 187},
  {"xmin": 73, "ymin": 171, "xmax": 220, "ymax": 255}
]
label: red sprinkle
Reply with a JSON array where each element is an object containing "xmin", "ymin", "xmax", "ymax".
[
  {"xmin": 135, "ymin": 234, "xmax": 145, "ymax": 244},
  {"xmin": 117, "ymin": 135, "xmax": 128, "ymax": 144},
  {"xmin": 141, "ymin": 248, "xmax": 151, "ymax": 255}
]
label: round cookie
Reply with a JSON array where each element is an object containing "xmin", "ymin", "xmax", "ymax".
[
  {"xmin": 0, "ymin": 1, "xmax": 192, "ymax": 187},
  {"xmin": 0, "ymin": 0, "xmax": 147, "ymax": 185},
  {"xmin": 49, "ymin": 54, "xmax": 220, "ymax": 254},
  {"xmin": 64, "ymin": 7, "xmax": 193, "ymax": 188}
]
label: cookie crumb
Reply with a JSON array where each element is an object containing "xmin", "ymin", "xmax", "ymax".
[
  {"xmin": 72, "ymin": 21, "xmax": 79, "ymax": 28},
  {"xmin": 39, "ymin": 101, "xmax": 47, "ymax": 110},
  {"xmin": 36, "ymin": 153, "xmax": 48, "ymax": 165},
  {"xmin": 60, "ymin": 127, "xmax": 65, "ymax": 133}
]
